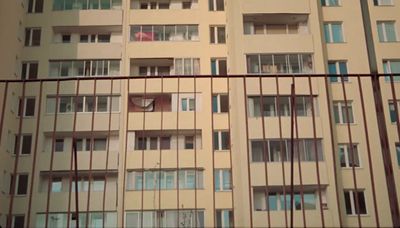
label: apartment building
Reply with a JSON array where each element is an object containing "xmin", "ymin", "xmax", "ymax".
[{"xmin": 0, "ymin": 0, "xmax": 400, "ymax": 227}]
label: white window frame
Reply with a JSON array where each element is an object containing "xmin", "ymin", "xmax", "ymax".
[
  {"xmin": 210, "ymin": 25, "xmax": 226, "ymax": 44},
  {"xmin": 377, "ymin": 21, "xmax": 398, "ymax": 42},
  {"xmin": 214, "ymin": 131, "xmax": 229, "ymax": 151},
  {"xmin": 216, "ymin": 210, "xmax": 232, "ymax": 228},
  {"xmin": 181, "ymin": 97, "xmax": 196, "ymax": 111},
  {"xmin": 138, "ymin": 66, "xmax": 171, "ymax": 76},
  {"xmin": 339, "ymin": 144, "xmax": 361, "ymax": 168},
  {"xmin": 212, "ymin": 94, "xmax": 228, "ymax": 113},
  {"xmin": 374, "ymin": 0, "xmax": 394, "ymax": 6},
  {"xmin": 21, "ymin": 61, "xmax": 39, "ymax": 80},
  {"xmin": 211, "ymin": 58, "xmax": 227, "ymax": 75},
  {"xmin": 12, "ymin": 215, "xmax": 25, "ymax": 228},
  {"xmin": 209, "ymin": 0, "xmax": 224, "ymax": 11},
  {"xmin": 46, "ymin": 95, "xmax": 120, "ymax": 114},
  {"xmin": 25, "ymin": 27, "xmax": 41, "ymax": 46},
  {"xmin": 324, "ymin": 22, "xmax": 344, "ymax": 43},
  {"xmin": 333, "ymin": 101, "xmax": 354, "ymax": 124},
  {"xmin": 18, "ymin": 97, "xmax": 36, "ymax": 117},
  {"xmin": 14, "ymin": 173, "xmax": 29, "ymax": 195},
  {"xmin": 14, "ymin": 134, "xmax": 32, "ymax": 155},
  {"xmin": 54, "ymin": 138, "xmax": 65, "ymax": 152},
  {"xmin": 28, "ymin": 0, "xmax": 43, "ymax": 13},
  {"xmin": 328, "ymin": 61, "xmax": 348, "ymax": 81},
  {"xmin": 214, "ymin": 169, "xmax": 231, "ymax": 191},
  {"xmin": 49, "ymin": 60, "xmax": 120, "ymax": 77},
  {"xmin": 51, "ymin": 177, "xmax": 63, "ymax": 192},
  {"xmin": 321, "ymin": 0, "xmax": 340, "ymax": 6}
]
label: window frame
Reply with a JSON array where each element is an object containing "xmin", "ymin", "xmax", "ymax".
[
  {"xmin": 324, "ymin": 22, "xmax": 344, "ymax": 43},
  {"xmin": 213, "ymin": 131, "xmax": 230, "ymax": 151},
  {"xmin": 328, "ymin": 61, "xmax": 349, "ymax": 82},
  {"xmin": 210, "ymin": 58, "xmax": 227, "ymax": 75},
  {"xmin": 28, "ymin": 0, "xmax": 44, "ymax": 13},
  {"xmin": 25, "ymin": 27, "xmax": 41, "ymax": 46},
  {"xmin": 333, "ymin": 101, "xmax": 354, "ymax": 124},
  {"xmin": 338, "ymin": 144, "xmax": 361, "ymax": 168},
  {"xmin": 377, "ymin": 21, "xmax": 398, "ymax": 42},
  {"xmin": 374, "ymin": 0, "xmax": 394, "ymax": 6},
  {"xmin": 209, "ymin": 0, "xmax": 224, "ymax": 11},
  {"xmin": 214, "ymin": 169, "xmax": 231, "ymax": 191},
  {"xmin": 210, "ymin": 25, "xmax": 226, "ymax": 44},
  {"xmin": 18, "ymin": 97, "xmax": 36, "ymax": 117},
  {"xmin": 344, "ymin": 190, "xmax": 368, "ymax": 215},
  {"xmin": 21, "ymin": 61, "xmax": 39, "ymax": 80},
  {"xmin": 321, "ymin": 0, "xmax": 340, "ymax": 6},
  {"xmin": 212, "ymin": 94, "xmax": 229, "ymax": 113}
]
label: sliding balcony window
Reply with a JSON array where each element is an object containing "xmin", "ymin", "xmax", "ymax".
[
  {"xmin": 36, "ymin": 212, "xmax": 117, "ymax": 227},
  {"xmin": 46, "ymin": 95, "xmax": 120, "ymax": 113},
  {"xmin": 244, "ymin": 23, "xmax": 303, "ymax": 35},
  {"xmin": 248, "ymin": 95, "xmax": 318, "ymax": 117},
  {"xmin": 130, "ymin": 25, "xmax": 199, "ymax": 41},
  {"xmin": 321, "ymin": 0, "xmax": 340, "ymax": 6},
  {"xmin": 251, "ymin": 139, "xmax": 323, "ymax": 162},
  {"xmin": 253, "ymin": 188, "xmax": 323, "ymax": 211},
  {"xmin": 383, "ymin": 59, "xmax": 400, "ymax": 81},
  {"xmin": 324, "ymin": 22, "xmax": 344, "ymax": 43},
  {"xmin": 378, "ymin": 21, "xmax": 398, "ymax": 42},
  {"xmin": 53, "ymin": 0, "xmax": 122, "ymax": 11},
  {"xmin": 28, "ymin": 0, "xmax": 44, "ymax": 13},
  {"xmin": 339, "ymin": 144, "xmax": 360, "ymax": 168},
  {"xmin": 126, "ymin": 210, "xmax": 204, "ymax": 228},
  {"xmin": 174, "ymin": 58, "xmax": 200, "ymax": 75},
  {"xmin": 21, "ymin": 62, "xmax": 38, "ymax": 80},
  {"xmin": 209, "ymin": 0, "xmax": 224, "ymax": 11},
  {"xmin": 132, "ymin": 1, "xmax": 170, "ymax": 9},
  {"xmin": 373, "ymin": 0, "xmax": 394, "ymax": 6},
  {"xmin": 210, "ymin": 26, "xmax": 226, "ymax": 44},
  {"xmin": 328, "ymin": 61, "xmax": 348, "ymax": 82},
  {"xmin": 333, "ymin": 101, "xmax": 354, "ymax": 124},
  {"xmin": 49, "ymin": 60, "xmax": 120, "ymax": 77},
  {"xmin": 139, "ymin": 66, "xmax": 170, "ymax": 76},
  {"xmin": 135, "ymin": 136, "xmax": 171, "ymax": 150},
  {"xmin": 126, "ymin": 169, "xmax": 203, "ymax": 190},
  {"xmin": 246, "ymin": 54, "xmax": 313, "ymax": 74},
  {"xmin": 129, "ymin": 94, "xmax": 172, "ymax": 112},
  {"xmin": 344, "ymin": 190, "xmax": 367, "ymax": 215},
  {"xmin": 25, "ymin": 28, "xmax": 41, "ymax": 46}
]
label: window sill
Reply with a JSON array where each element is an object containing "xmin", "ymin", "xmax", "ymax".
[
  {"xmin": 341, "ymin": 167, "xmax": 363, "ymax": 170},
  {"xmin": 378, "ymin": 41, "xmax": 400, "ymax": 43},
  {"xmin": 214, "ymin": 149, "xmax": 230, "ymax": 152}
]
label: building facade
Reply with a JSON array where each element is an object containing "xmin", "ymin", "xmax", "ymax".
[{"xmin": 0, "ymin": 0, "xmax": 400, "ymax": 227}]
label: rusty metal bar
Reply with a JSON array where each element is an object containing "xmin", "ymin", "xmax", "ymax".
[
  {"xmin": 44, "ymin": 80, "xmax": 60, "ymax": 228},
  {"xmin": 0, "ymin": 82, "xmax": 9, "ymax": 144},
  {"xmin": 140, "ymin": 75, "xmax": 148, "ymax": 228},
  {"xmin": 227, "ymin": 76, "xmax": 235, "ymax": 227},
  {"xmin": 6, "ymin": 81, "xmax": 26, "ymax": 228},
  {"xmin": 324, "ymin": 75, "xmax": 343, "ymax": 226},
  {"xmin": 289, "ymin": 83, "xmax": 295, "ymax": 228},
  {"xmin": 66, "ymin": 79, "xmax": 81, "ymax": 228},
  {"xmin": 275, "ymin": 77, "xmax": 288, "ymax": 227},
  {"xmin": 158, "ymin": 75, "xmax": 164, "ymax": 228},
  {"xmin": 211, "ymin": 76, "xmax": 216, "ymax": 227},
  {"xmin": 243, "ymin": 77, "xmax": 254, "ymax": 228},
  {"xmin": 73, "ymin": 139, "xmax": 80, "ymax": 228},
  {"xmin": 308, "ymin": 76, "xmax": 325, "ymax": 227},
  {"xmin": 176, "ymin": 75, "xmax": 181, "ymax": 225},
  {"xmin": 102, "ymin": 79, "xmax": 114, "ymax": 227},
  {"xmin": 259, "ymin": 77, "xmax": 271, "ymax": 228},
  {"xmin": 357, "ymin": 75, "xmax": 380, "ymax": 227},
  {"xmin": 341, "ymin": 75, "xmax": 361, "ymax": 227},
  {"xmin": 26, "ymin": 81, "xmax": 43, "ymax": 227},
  {"xmin": 194, "ymin": 75, "xmax": 198, "ymax": 226}
]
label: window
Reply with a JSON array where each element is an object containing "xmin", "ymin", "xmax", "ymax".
[
  {"xmin": 46, "ymin": 95, "xmax": 120, "ymax": 113},
  {"xmin": 25, "ymin": 28, "xmax": 41, "ymax": 46},
  {"xmin": 321, "ymin": 0, "xmax": 340, "ymax": 6},
  {"xmin": 333, "ymin": 101, "xmax": 354, "ymax": 124},
  {"xmin": 209, "ymin": 0, "xmax": 224, "ymax": 11},
  {"xmin": 92, "ymin": 177, "xmax": 105, "ymax": 191},
  {"xmin": 211, "ymin": 58, "xmax": 227, "ymax": 75},
  {"xmin": 324, "ymin": 22, "xmax": 344, "ymax": 43},
  {"xmin": 212, "ymin": 94, "xmax": 229, "ymax": 113},
  {"xmin": 49, "ymin": 60, "xmax": 120, "ymax": 77},
  {"xmin": 98, "ymin": 34, "xmax": 111, "ymax": 42},
  {"xmin": 383, "ymin": 60, "xmax": 400, "ymax": 81},
  {"xmin": 328, "ymin": 61, "xmax": 348, "ymax": 82},
  {"xmin": 377, "ymin": 21, "xmax": 397, "ymax": 42},
  {"xmin": 246, "ymin": 54, "xmax": 313, "ymax": 74},
  {"xmin": 248, "ymin": 96, "xmax": 318, "ymax": 117},
  {"xmin": 51, "ymin": 177, "xmax": 62, "ymax": 192},
  {"xmin": 184, "ymin": 136, "xmax": 194, "ymax": 149},
  {"xmin": 131, "ymin": 25, "xmax": 199, "ymax": 42},
  {"xmin": 53, "ymin": 0, "xmax": 121, "ymax": 10},
  {"xmin": 21, "ymin": 62, "xmax": 38, "ymax": 80},
  {"xmin": 396, "ymin": 144, "xmax": 400, "ymax": 166},
  {"xmin": 13, "ymin": 174, "xmax": 28, "ymax": 195},
  {"xmin": 251, "ymin": 139, "xmax": 324, "ymax": 162},
  {"xmin": 12, "ymin": 215, "xmax": 25, "ymax": 228},
  {"xmin": 339, "ymin": 144, "xmax": 360, "ymax": 168},
  {"xmin": 93, "ymin": 138, "xmax": 107, "ymax": 151},
  {"xmin": 18, "ymin": 98, "xmax": 35, "ymax": 117},
  {"xmin": 36, "ymin": 212, "xmax": 117, "ymax": 228},
  {"xmin": 138, "ymin": 66, "xmax": 170, "ymax": 76},
  {"xmin": 174, "ymin": 58, "xmax": 200, "ymax": 75},
  {"xmin": 181, "ymin": 97, "xmax": 195, "ymax": 111},
  {"xmin": 210, "ymin": 26, "xmax": 226, "ymax": 44},
  {"xmin": 253, "ymin": 189, "xmax": 319, "ymax": 211},
  {"xmin": 14, "ymin": 135, "xmax": 32, "ymax": 155},
  {"xmin": 62, "ymin": 34, "xmax": 71, "ymax": 43},
  {"xmin": 213, "ymin": 131, "xmax": 230, "ymax": 150},
  {"xmin": 55, "ymin": 139, "xmax": 64, "ymax": 152},
  {"xmin": 389, "ymin": 101, "xmax": 400, "ymax": 123},
  {"xmin": 214, "ymin": 169, "xmax": 231, "ymax": 191},
  {"xmin": 344, "ymin": 190, "xmax": 367, "ymax": 215},
  {"xmin": 374, "ymin": 0, "xmax": 394, "ymax": 6},
  {"xmin": 216, "ymin": 210, "xmax": 233, "ymax": 228},
  {"xmin": 127, "ymin": 170, "xmax": 203, "ymax": 190},
  {"xmin": 135, "ymin": 136, "xmax": 172, "ymax": 150},
  {"xmin": 28, "ymin": 0, "xmax": 44, "ymax": 13},
  {"xmin": 126, "ymin": 210, "xmax": 204, "ymax": 228},
  {"xmin": 182, "ymin": 1, "xmax": 192, "ymax": 9},
  {"xmin": 244, "ymin": 22, "xmax": 302, "ymax": 35}
]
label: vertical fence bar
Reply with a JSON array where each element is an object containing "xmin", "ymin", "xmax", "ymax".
[
  {"xmin": 308, "ymin": 76, "xmax": 325, "ymax": 227},
  {"xmin": 259, "ymin": 76, "xmax": 271, "ymax": 228},
  {"xmin": 44, "ymin": 80, "xmax": 60, "ymax": 228},
  {"xmin": 26, "ymin": 81, "xmax": 43, "ymax": 227},
  {"xmin": 102, "ymin": 78, "xmax": 114, "ymax": 227},
  {"xmin": 357, "ymin": 75, "xmax": 380, "ymax": 227},
  {"xmin": 243, "ymin": 77, "xmax": 254, "ymax": 228},
  {"xmin": 289, "ymin": 83, "xmax": 295, "ymax": 228},
  {"xmin": 140, "ymin": 75, "xmax": 148, "ymax": 228},
  {"xmin": 122, "ymin": 78, "xmax": 131, "ymax": 228},
  {"xmin": 176, "ymin": 75, "xmax": 181, "ymax": 225},
  {"xmin": 227, "ymin": 76, "xmax": 235, "ymax": 227},
  {"xmin": 67, "ymin": 79, "xmax": 81, "ymax": 228},
  {"xmin": 0, "ymin": 82, "xmax": 9, "ymax": 144},
  {"xmin": 158, "ymin": 75, "xmax": 164, "ymax": 227},
  {"xmin": 275, "ymin": 77, "xmax": 288, "ymax": 227},
  {"xmin": 6, "ymin": 81, "xmax": 26, "ymax": 228},
  {"xmin": 211, "ymin": 75, "xmax": 216, "ymax": 227},
  {"xmin": 341, "ymin": 75, "xmax": 362, "ymax": 227},
  {"xmin": 324, "ymin": 75, "xmax": 343, "ymax": 227},
  {"xmin": 194, "ymin": 75, "xmax": 198, "ymax": 226}
]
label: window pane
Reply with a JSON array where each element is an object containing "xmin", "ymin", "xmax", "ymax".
[
  {"xmin": 247, "ymin": 55, "xmax": 259, "ymax": 73},
  {"xmin": 217, "ymin": 27, "xmax": 226, "ymax": 43},
  {"xmin": 85, "ymin": 96, "xmax": 95, "ymax": 112},
  {"xmin": 97, "ymin": 96, "xmax": 108, "ymax": 112},
  {"xmin": 17, "ymin": 174, "xmax": 28, "ymax": 195},
  {"xmin": 274, "ymin": 55, "xmax": 288, "ymax": 74},
  {"xmin": 332, "ymin": 24, "xmax": 343, "ymax": 42},
  {"xmin": 260, "ymin": 55, "xmax": 273, "ymax": 73},
  {"xmin": 303, "ymin": 193, "xmax": 316, "ymax": 209},
  {"xmin": 221, "ymin": 132, "xmax": 230, "ymax": 150},
  {"xmin": 188, "ymin": 25, "xmax": 199, "ymax": 41},
  {"xmin": 94, "ymin": 138, "xmax": 106, "ymax": 151},
  {"xmin": 153, "ymin": 25, "xmax": 164, "ymax": 41}
]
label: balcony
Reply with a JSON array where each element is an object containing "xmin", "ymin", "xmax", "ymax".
[{"xmin": 241, "ymin": 0, "xmax": 310, "ymax": 14}]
